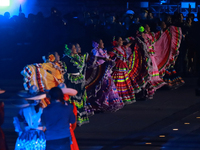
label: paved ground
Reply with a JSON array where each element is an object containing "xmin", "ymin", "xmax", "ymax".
[{"xmin": 1, "ymin": 77, "xmax": 200, "ymax": 150}]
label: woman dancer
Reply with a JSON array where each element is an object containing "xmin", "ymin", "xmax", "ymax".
[
  {"xmin": 109, "ymin": 36, "xmax": 136, "ymax": 104},
  {"xmin": 21, "ymin": 52, "xmax": 65, "ymax": 107},
  {"xmin": 126, "ymin": 29, "xmax": 151, "ymax": 99},
  {"xmin": 13, "ymin": 85, "xmax": 46, "ymax": 150},
  {"xmin": 86, "ymin": 39, "xmax": 124, "ymax": 112},
  {"xmin": 146, "ymin": 23, "xmax": 185, "ymax": 89},
  {"xmin": 143, "ymin": 24, "xmax": 166, "ymax": 93},
  {"xmin": 62, "ymin": 44, "xmax": 93, "ymax": 126}
]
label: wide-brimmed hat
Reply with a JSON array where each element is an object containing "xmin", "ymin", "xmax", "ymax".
[
  {"xmin": 10, "ymin": 95, "xmax": 30, "ymax": 108},
  {"xmin": 57, "ymin": 83, "xmax": 77, "ymax": 96},
  {"xmin": 18, "ymin": 85, "xmax": 46, "ymax": 100},
  {"xmin": 0, "ymin": 89, "xmax": 5, "ymax": 94}
]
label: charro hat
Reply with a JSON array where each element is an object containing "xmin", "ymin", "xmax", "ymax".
[
  {"xmin": 18, "ymin": 85, "xmax": 46, "ymax": 100},
  {"xmin": 0, "ymin": 89, "xmax": 5, "ymax": 94},
  {"xmin": 57, "ymin": 83, "xmax": 77, "ymax": 96}
]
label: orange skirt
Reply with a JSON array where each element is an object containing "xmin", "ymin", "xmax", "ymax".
[{"xmin": 70, "ymin": 127, "xmax": 79, "ymax": 150}]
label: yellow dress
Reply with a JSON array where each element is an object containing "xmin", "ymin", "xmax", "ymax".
[{"xmin": 21, "ymin": 62, "xmax": 64, "ymax": 107}]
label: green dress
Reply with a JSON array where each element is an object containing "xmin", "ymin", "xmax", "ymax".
[{"xmin": 62, "ymin": 53, "xmax": 93, "ymax": 126}]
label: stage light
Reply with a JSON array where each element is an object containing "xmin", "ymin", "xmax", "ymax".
[
  {"xmin": 145, "ymin": 143, "xmax": 152, "ymax": 145},
  {"xmin": 159, "ymin": 135, "xmax": 166, "ymax": 138},
  {"xmin": 160, "ymin": 0, "xmax": 168, "ymax": 4},
  {"xmin": 0, "ymin": 0, "xmax": 10, "ymax": 6},
  {"xmin": 173, "ymin": 128, "xmax": 178, "ymax": 131},
  {"xmin": 140, "ymin": 2, "xmax": 149, "ymax": 8},
  {"xmin": 181, "ymin": 2, "xmax": 196, "ymax": 9},
  {"xmin": 184, "ymin": 122, "xmax": 190, "ymax": 125}
]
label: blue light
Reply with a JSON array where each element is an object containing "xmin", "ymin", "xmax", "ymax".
[
  {"xmin": 140, "ymin": 2, "xmax": 149, "ymax": 8},
  {"xmin": 181, "ymin": 2, "xmax": 196, "ymax": 9},
  {"xmin": 160, "ymin": 0, "xmax": 167, "ymax": 4},
  {"xmin": 0, "ymin": 0, "xmax": 10, "ymax": 6}
]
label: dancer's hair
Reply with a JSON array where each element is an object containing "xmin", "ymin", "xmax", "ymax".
[
  {"xmin": 49, "ymin": 87, "xmax": 65, "ymax": 104},
  {"xmin": 67, "ymin": 43, "xmax": 76, "ymax": 50},
  {"xmin": 93, "ymin": 37, "xmax": 101, "ymax": 44}
]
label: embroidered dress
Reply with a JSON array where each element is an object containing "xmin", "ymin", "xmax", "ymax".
[
  {"xmin": 153, "ymin": 26, "xmax": 185, "ymax": 88},
  {"xmin": 86, "ymin": 47, "xmax": 124, "ymax": 112},
  {"xmin": 109, "ymin": 46, "xmax": 136, "ymax": 104},
  {"xmin": 127, "ymin": 37, "xmax": 150, "ymax": 94},
  {"xmin": 163, "ymin": 65, "xmax": 185, "ymax": 89},
  {"xmin": 144, "ymin": 32, "xmax": 166, "ymax": 91},
  {"xmin": 21, "ymin": 62, "xmax": 65, "ymax": 107},
  {"xmin": 62, "ymin": 54, "xmax": 93, "ymax": 126},
  {"xmin": 14, "ymin": 107, "xmax": 46, "ymax": 150}
]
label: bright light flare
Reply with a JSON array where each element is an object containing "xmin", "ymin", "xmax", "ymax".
[
  {"xmin": 0, "ymin": 0, "xmax": 10, "ymax": 6},
  {"xmin": 173, "ymin": 128, "xmax": 179, "ymax": 131},
  {"xmin": 184, "ymin": 122, "xmax": 190, "ymax": 125},
  {"xmin": 145, "ymin": 143, "xmax": 152, "ymax": 145}
]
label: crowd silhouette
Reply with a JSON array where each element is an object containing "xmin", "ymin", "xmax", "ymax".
[{"xmin": 0, "ymin": 7, "xmax": 199, "ymax": 80}]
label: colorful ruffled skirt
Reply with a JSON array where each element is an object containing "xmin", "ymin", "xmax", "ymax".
[
  {"xmin": 15, "ymin": 129, "xmax": 46, "ymax": 150},
  {"xmin": 163, "ymin": 66, "xmax": 185, "ymax": 89},
  {"xmin": 128, "ymin": 48, "xmax": 149, "ymax": 93},
  {"xmin": 149, "ymin": 55, "xmax": 167, "ymax": 90},
  {"xmin": 86, "ymin": 61, "xmax": 124, "ymax": 112},
  {"xmin": 112, "ymin": 70, "xmax": 136, "ymax": 104},
  {"xmin": 65, "ymin": 73, "xmax": 94, "ymax": 126}
]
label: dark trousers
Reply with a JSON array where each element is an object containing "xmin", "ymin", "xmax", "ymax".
[{"xmin": 46, "ymin": 137, "xmax": 71, "ymax": 150}]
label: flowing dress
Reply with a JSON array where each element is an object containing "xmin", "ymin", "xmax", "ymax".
[
  {"xmin": 144, "ymin": 32, "xmax": 167, "ymax": 91},
  {"xmin": 21, "ymin": 61, "xmax": 65, "ymax": 107},
  {"xmin": 62, "ymin": 54, "xmax": 93, "ymax": 126},
  {"xmin": 153, "ymin": 26, "xmax": 185, "ymax": 88},
  {"xmin": 109, "ymin": 46, "xmax": 136, "ymax": 104},
  {"xmin": 14, "ymin": 106, "xmax": 46, "ymax": 150},
  {"xmin": 127, "ymin": 37, "xmax": 150, "ymax": 93},
  {"xmin": 86, "ymin": 47, "xmax": 124, "ymax": 112},
  {"xmin": 127, "ymin": 36, "xmax": 153, "ymax": 99}
]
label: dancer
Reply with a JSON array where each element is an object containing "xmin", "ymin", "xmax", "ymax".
[
  {"xmin": 62, "ymin": 44, "xmax": 93, "ymax": 126},
  {"xmin": 76, "ymin": 43, "xmax": 82, "ymax": 57},
  {"xmin": 75, "ymin": 43, "xmax": 94, "ymax": 114},
  {"xmin": 151, "ymin": 24, "xmax": 185, "ymax": 89},
  {"xmin": 86, "ymin": 39, "xmax": 124, "ymax": 112},
  {"xmin": 126, "ymin": 29, "xmax": 151, "ymax": 99},
  {"xmin": 41, "ymin": 87, "xmax": 76, "ymax": 150},
  {"xmin": 0, "ymin": 89, "xmax": 8, "ymax": 150},
  {"xmin": 13, "ymin": 85, "xmax": 46, "ymax": 150},
  {"xmin": 143, "ymin": 24, "xmax": 166, "ymax": 93},
  {"xmin": 21, "ymin": 52, "xmax": 65, "ymax": 107},
  {"xmin": 109, "ymin": 36, "xmax": 136, "ymax": 104}
]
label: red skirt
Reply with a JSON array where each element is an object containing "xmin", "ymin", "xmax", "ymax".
[
  {"xmin": 112, "ymin": 70, "xmax": 135, "ymax": 104},
  {"xmin": 70, "ymin": 126, "xmax": 79, "ymax": 150},
  {"xmin": 128, "ymin": 48, "xmax": 149, "ymax": 93}
]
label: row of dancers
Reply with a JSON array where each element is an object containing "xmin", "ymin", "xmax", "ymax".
[
  {"xmin": 21, "ymin": 23, "xmax": 184, "ymax": 126},
  {"xmin": 9, "ymin": 23, "xmax": 184, "ymax": 149}
]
